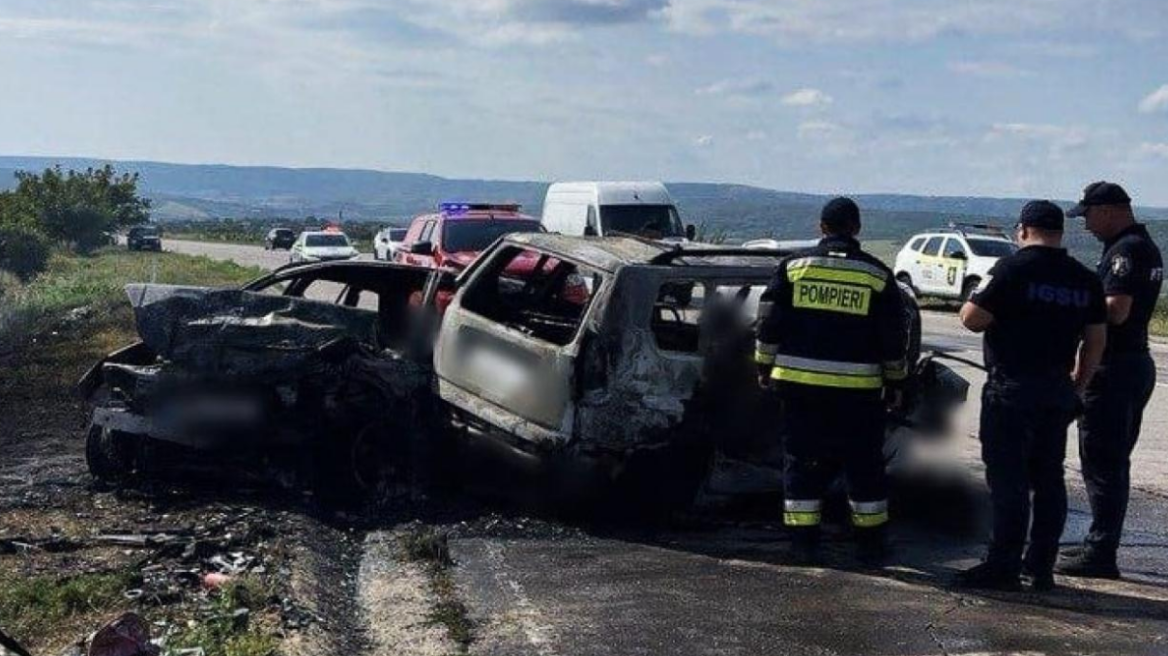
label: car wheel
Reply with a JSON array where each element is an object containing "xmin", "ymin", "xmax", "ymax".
[
  {"xmin": 85, "ymin": 423, "xmax": 138, "ymax": 487},
  {"xmin": 895, "ymin": 272, "xmax": 917, "ymax": 297}
]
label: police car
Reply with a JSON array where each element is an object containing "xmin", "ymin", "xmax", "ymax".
[{"xmin": 893, "ymin": 223, "xmax": 1017, "ymax": 301}]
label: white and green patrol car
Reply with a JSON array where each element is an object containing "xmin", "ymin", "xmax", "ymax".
[{"xmin": 893, "ymin": 224, "xmax": 1017, "ymax": 301}]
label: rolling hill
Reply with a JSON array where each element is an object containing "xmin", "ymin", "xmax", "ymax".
[{"xmin": 2, "ymin": 156, "xmax": 1165, "ymax": 246}]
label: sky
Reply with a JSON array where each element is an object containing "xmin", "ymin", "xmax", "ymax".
[{"xmin": 1, "ymin": 0, "xmax": 1167, "ymax": 203}]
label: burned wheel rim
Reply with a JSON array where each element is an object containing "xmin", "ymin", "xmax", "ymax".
[
  {"xmin": 350, "ymin": 422, "xmax": 395, "ymax": 493},
  {"xmin": 84, "ymin": 423, "xmax": 135, "ymax": 485}
]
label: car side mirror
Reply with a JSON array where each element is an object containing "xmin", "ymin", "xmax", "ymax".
[
  {"xmin": 685, "ymin": 224, "xmax": 697, "ymax": 241},
  {"xmin": 410, "ymin": 240, "xmax": 435, "ymax": 255},
  {"xmin": 949, "ymin": 251, "xmax": 967, "ymax": 261}
]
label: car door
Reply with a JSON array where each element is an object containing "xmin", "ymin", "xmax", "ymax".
[
  {"xmin": 915, "ymin": 236, "xmax": 945, "ymax": 293},
  {"xmin": 938, "ymin": 237, "xmax": 969, "ymax": 297},
  {"xmin": 434, "ymin": 244, "xmax": 603, "ymax": 442},
  {"xmin": 402, "ymin": 220, "xmax": 438, "ymax": 267},
  {"xmin": 395, "ymin": 219, "xmax": 423, "ymax": 264}
]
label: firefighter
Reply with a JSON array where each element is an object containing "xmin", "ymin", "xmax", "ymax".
[
  {"xmin": 956, "ymin": 200, "xmax": 1107, "ymax": 591},
  {"xmin": 1058, "ymin": 182, "xmax": 1163, "ymax": 579},
  {"xmin": 755, "ymin": 197, "xmax": 908, "ymax": 565}
]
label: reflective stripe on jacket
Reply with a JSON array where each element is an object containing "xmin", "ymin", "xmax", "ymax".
[{"xmin": 756, "ymin": 235, "xmax": 908, "ymax": 390}]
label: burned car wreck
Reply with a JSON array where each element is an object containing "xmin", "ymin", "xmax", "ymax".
[
  {"xmin": 79, "ymin": 261, "xmax": 452, "ymax": 496},
  {"xmin": 80, "ymin": 235, "xmax": 968, "ymax": 511}
]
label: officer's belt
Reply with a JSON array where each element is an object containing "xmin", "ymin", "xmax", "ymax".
[{"xmin": 771, "ymin": 355, "xmax": 883, "ymax": 390}]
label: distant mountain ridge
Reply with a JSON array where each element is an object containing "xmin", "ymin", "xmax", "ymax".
[{"xmin": 2, "ymin": 155, "xmax": 1164, "ymax": 242}]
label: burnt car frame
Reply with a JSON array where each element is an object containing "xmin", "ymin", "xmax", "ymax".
[
  {"xmin": 432, "ymin": 234, "xmax": 964, "ymax": 509},
  {"xmin": 80, "ymin": 260, "xmax": 454, "ymax": 495},
  {"xmin": 81, "ymin": 234, "xmax": 967, "ymax": 511}
]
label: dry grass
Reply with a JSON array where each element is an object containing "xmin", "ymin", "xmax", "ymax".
[{"xmin": 0, "ymin": 247, "xmax": 264, "ymax": 350}]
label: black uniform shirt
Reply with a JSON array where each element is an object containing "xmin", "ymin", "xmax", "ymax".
[
  {"xmin": 1097, "ymin": 224, "xmax": 1163, "ymax": 357},
  {"xmin": 971, "ymin": 245, "xmax": 1106, "ymax": 377}
]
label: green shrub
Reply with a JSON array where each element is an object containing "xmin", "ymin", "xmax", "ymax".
[{"xmin": 0, "ymin": 226, "xmax": 51, "ymax": 281}]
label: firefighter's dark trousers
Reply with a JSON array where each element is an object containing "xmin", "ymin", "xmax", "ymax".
[
  {"xmin": 781, "ymin": 386, "xmax": 888, "ymax": 532},
  {"xmin": 1078, "ymin": 352, "xmax": 1157, "ymax": 558},
  {"xmin": 980, "ymin": 375, "xmax": 1078, "ymax": 576}
]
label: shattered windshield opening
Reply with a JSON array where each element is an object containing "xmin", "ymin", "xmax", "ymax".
[{"xmin": 601, "ymin": 205, "xmax": 684, "ymax": 238}]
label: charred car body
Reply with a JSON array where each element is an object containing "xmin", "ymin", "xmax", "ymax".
[{"xmin": 81, "ymin": 235, "xmax": 968, "ymax": 510}]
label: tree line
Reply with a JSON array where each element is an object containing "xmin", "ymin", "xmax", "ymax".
[{"xmin": 0, "ymin": 166, "xmax": 151, "ymax": 281}]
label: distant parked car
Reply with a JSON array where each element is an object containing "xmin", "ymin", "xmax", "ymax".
[
  {"xmin": 893, "ymin": 223, "xmax": 1017, "ymax": 302},
  {"xmin": 373, "ymin": 227, "xmax": 408, "ymax": 261},
  {"xmin": 265, "ymin": 228, "xmax": 296, "ymax": 250},
  {"xmin": 290, "ymin": 230, "xmax": 359, "ymax": 263},
  {"xmin": 127, "ymin": 225, "xmax": 162, "ymax": 251}
]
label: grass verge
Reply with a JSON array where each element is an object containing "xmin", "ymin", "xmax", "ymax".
[
  {"xmin": 0, "ymin": 248, "xmax": 265, "ymax": 348},
  {"xmin": 0, "ymin": 569, "xmax": 135, "ymax": 641},
  {"xmin": 400, "ymin": 525, "xmax": 474, "ymax": 653}
]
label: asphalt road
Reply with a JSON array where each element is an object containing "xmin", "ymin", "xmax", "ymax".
[{"xmin": 164, "ymin": 238, "xmax": 1168, "ymax": 655}]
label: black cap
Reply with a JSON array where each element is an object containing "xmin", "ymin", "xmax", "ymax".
[
  {"xmin": 1018, "ymin": 200, "xmax": 1064, "ymax": 230},
  {"xmin": 1066, "ymin": 181, "xmax": 1131, "ymax": 217},
  {"xmin": 820, "ymin": 197, "xmax": 861, "ymax": 231}
]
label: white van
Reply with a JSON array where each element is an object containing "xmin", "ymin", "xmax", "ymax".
[{"xmin": 541, "ymin": 181, "xmax": 693, "ymax": 241}]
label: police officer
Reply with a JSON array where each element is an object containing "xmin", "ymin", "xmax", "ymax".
[
  {"xmin": 1058, "ymin": 182, "xmax": 1163, "ymax": 579},
  {"xmin": 755, "ymin": 197, "xmax": 908, "ymax": 564},
  {"xmin": 956, "ymin": 200, "xmax": 1107, "ymax": 591}
]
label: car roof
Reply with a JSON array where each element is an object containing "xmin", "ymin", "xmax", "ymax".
[
  {"xmin": 412, "ymin": 210, "xmax": 538, "ymax": 224},
  {"xmin": 548, "ymin": 181, "xmax": 673, "ymax": 206},
  {"xmin": 909, "ymin": 232, "xmax": 1011, "ymax": 242},
  {"xmin": 501, "ymin": 233, "xmax": 790, "ymax": 273},
  {"xmin": 254, "ymin": 258, "xmax": 430, "ymax": 281}
]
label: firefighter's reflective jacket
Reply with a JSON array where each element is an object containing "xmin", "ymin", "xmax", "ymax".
[{"xmin": 755, "ymin": 235, "xmax": 908, "ymax": 390}]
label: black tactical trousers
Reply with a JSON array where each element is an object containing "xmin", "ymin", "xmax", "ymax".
[
  {"xmin": 781, "ymin": 387, "xmax": 888, "ymax": 531},
  {"xmin": 1078, "ymin": 352, "xmax": 1157, "ymax": 557},
  {"xmin": 980, "ymin": 375, "xmax": 1078, "ymax": 576}
]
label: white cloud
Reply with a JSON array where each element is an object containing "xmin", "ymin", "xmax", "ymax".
[
  {"xmin": 396, "ymin": 0, "xmax": 670, "ymax": 44},
  {"xmin": 695, "ymin": 77, "xmax": 773, "ymax": 97},
  {"xmin": 781, "ymin": 88, "xmax": 833, "ymax": 107},
  {"xmin": 947, "ymin": 60, "xmax": 1032, "ymax": 79},
  {"xmin": 664, "ymin": 0, "xmax": 1168, "ymax": 44},
  {"xmin": 1138, "ymin": 85, "xmax": 1168, "ymax": 114},
  {"xmin": 797, "ymin": 120, "xmax": 843, "ymax": 139},
  {"xmin": 988, "ymin": 122, "xmax": 1084, "ymax": 143},
  {"xmin": 1138, "ymin": 142, "xmax": 1168, "ymax": 158},
  {"xmin": 985, "ymin": 122, "xmax": 1095, "ymax": 161}
]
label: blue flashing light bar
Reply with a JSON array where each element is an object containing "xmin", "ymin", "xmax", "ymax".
[
  {"xmin": 438, "ymin": 202, "xmax": 522, "ymax": 217},
  {"xmin": 440, "ymin": 202, "xmax": 472, "ymax": 216}
]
